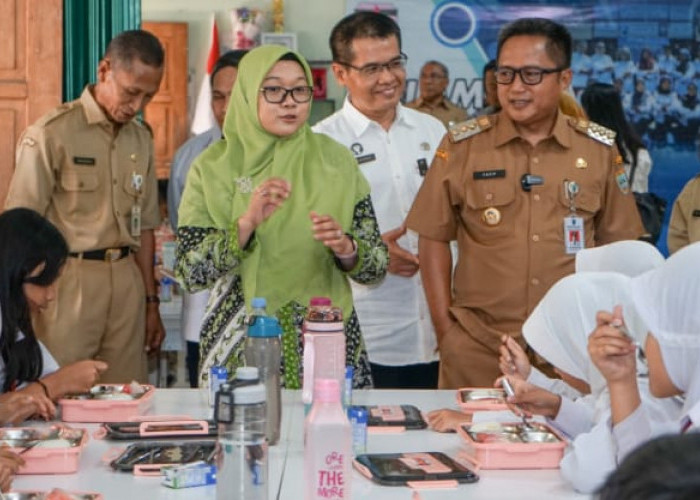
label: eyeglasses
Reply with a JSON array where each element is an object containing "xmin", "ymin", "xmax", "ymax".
[
  {"xmin": 337, "ymin": 53, "xmax": 408, "ymax": 79},
  {"xmin": 259, "ymin": 86, "xmax": 314, "ymax": 104},
  {"xmin": 494, "ymin": 65, "xmax": 566, "ymax": 85}
]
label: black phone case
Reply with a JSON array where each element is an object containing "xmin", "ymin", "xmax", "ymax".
[{"xmin": 354, "ymin": 452, "xmax": 479, "ymax": 486}]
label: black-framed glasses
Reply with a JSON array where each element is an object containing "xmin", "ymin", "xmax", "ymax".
[
  {"xmin": 259, "ymin": 86, "xmax": 314, "ymax": 104},
  {"xmin": 337, "ymin": 53, "xmax": 408, "ymax": 79},
  {"xmin": 494, "ymin": 65, "xmax": 567, "ymax": 85}
]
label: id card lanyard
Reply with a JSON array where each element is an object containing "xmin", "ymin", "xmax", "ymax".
[
  {"xmin": 130, "ymin": 172, "xmax": 143, "ymax": 237},
  {"xmin": 563, "ymin": 180, "xmax": 584, "ymax": 254}
]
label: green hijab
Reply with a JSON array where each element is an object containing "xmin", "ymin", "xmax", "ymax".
[{"xmin": 178, "ymin": 45, "xmax": 369, "ymax": 320}]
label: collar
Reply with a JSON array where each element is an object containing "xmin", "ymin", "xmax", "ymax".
[
  {"xmin": 341, "ymin": 96, "xmax": 414, "ymax": 136},
  {"xmin": 494, "ymin": 110, "xmax": 572, "ymax": 149},
  {"xmin": 413, "ymin": 95, "xmax": 450, "ymax": 110},
  {"xmin": 80, "ymin": 85, "xmax": 111, "ymax": 126}
]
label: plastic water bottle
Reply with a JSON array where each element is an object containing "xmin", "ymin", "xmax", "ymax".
[
  {"xmin": 250, "ymin": 297, "xmax": 267, "ymax": 320},
  {"xmin": 244, "ymin": 315, "xmax": 282, "ymax": 446},
  {"xmin": 215, "ymin": 383, "xmax": 268, "ymax": 500},
  {"xmin": 304, "ymin": 378, "xmax": 351, "ymax": 500},
  {"xmin": 302, "ymin": 298, "xmax": 346, "ymax": 411},
  {"xmin": 233, "ymin": 366, "xmax": 259, "ymax": 386}
]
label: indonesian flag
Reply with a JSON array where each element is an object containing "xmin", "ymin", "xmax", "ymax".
[{"xmin": 190, "ymin": 16, "xmax": 220, "ymax": 135}]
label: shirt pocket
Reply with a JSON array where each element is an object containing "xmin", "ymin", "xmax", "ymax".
[
  {"xmin": 463, "ymin": 178, "xmax": 517, "ymax": 241},
  {"xmin": 56, "ymin": 170, "xmax": 101, "ymax": 222},
  {"xmin": 556, "ymin": 184, "xmax": 601, "ymax": 215}
]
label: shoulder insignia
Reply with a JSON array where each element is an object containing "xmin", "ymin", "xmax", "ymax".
[
  {"xmin": 570, "ymin": 118, "xmax": 616, "ymax": 146},
  {"xmin": 21, "ymin": 136, "xmax": 37, "ymax": 147},
  {"xmin": 614, "ymin": 166, "xmax": 630, "ymax": 194},
  {"xmin": 448, "ymin": 116, "xmax": 492, "ymax": 143}
]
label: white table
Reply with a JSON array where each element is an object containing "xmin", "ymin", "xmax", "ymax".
[{"xmin": 13, "ymin": 389, "xmax": 589, "ymax": 499}]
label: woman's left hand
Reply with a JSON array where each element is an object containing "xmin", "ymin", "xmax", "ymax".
[{"xmin": 310, "ymin": 212, "xmax": 354, "ymax": 255}]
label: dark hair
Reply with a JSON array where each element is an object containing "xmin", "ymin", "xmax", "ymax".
[
  {"xmin": 422, "ymin": 60, "xmax": 449, "ymax": 79},
  {"xmin": 330, "ymin": 11, "xmax": 401, "ymax": 64},
  {"xmin": 105, "ymin": 29, "xmax": 164, "ymax": 69},
  {"xmin": 596, "ymin": 433, "xmax": 700, "ymax": 499},
  {"xmin": 210, "ymin": 50, "xmax": 248, "ymax": 87},
  {"xmin": 580, "ymin": 82, "xmax": 645, "ymax": 167},
  {"xmin": 0, "ymin": 208, "xmax": 68, "ymax": 392},
  {"xmin": 497, "ymin": 18, "xmax": 572, "ymax": 69},
  {"xmin": 483, "ymin": 59, "xmax": 497, "ymax": 78}
]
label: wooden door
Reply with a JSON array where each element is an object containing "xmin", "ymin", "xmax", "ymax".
[
  {"xmin": 142, "ymin": 22, "xmax": 188, "ymax": 180},
  {"xmin": 0, "ymin": 0, "xmax": 63, "ymax": 207}
]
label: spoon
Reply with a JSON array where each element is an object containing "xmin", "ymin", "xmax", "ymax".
[{"xmin": 501, "ymin": 378, "xmax": 536, "ymax": 431}]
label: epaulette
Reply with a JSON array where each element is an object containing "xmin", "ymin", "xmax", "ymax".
[
  {"xmin": 36, "ymin": 102, "xmax": 77, "ymax": 127},
  {"xmin": 448, "ymin": 115, "xmax": 492, "ymax": 143},
  {"xmin": 570, "ymin": 118, "xmax": 616, "ymax": 146}
]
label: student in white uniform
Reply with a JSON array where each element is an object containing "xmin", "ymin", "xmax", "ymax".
[
  {"xmin": 0, "ymin": 208, "xmax": 107, "ymax": 404},
  {"xmin": 589, "ymin": 242, "xmax": 700, "ymax": 471},
  {"xmin": 575, "ymin": 240, "xmax": 664, "ymax": 276}
]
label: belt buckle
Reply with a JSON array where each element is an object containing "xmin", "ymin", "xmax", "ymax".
[{"xmin": 104, "ymin": 248, "xmax": 121, "ymax": 262}]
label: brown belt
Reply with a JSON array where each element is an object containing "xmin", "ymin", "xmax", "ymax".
[{"xmin": 69, "ymin": 247, "xmax": 131, "ymax": 262}]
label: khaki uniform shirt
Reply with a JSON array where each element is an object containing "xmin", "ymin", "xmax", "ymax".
[
  {"xmin": 6, "ymin": 86, "xmax": 159, "ymax": 251},
  {"xmin": 406, "ymin": 111, "xmax": 644, "ymax": 348},
  {"xmin": 405, "ymin": 96, "xmax": 467, "ymax": 128},
  {"xmin": 668, "ymin": 174, "xmax": 700, "ymax": 254}
]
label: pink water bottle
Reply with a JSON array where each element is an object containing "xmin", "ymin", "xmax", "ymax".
[
  {"xmin": 302, "ymin": 297, "xmax": 346, "ymax": 409},
  {"xmin": 304, "ymin": 378, "xmax": 351, "ymax": 500}
]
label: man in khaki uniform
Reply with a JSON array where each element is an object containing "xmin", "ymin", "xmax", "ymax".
[
  {"xmin": 406, "ymin": 18, "xmax": 644, "ymax": 388},
  {"xmin": 5, "ymin": 30, "xmax": 165, "ymax": 383},
  {"xmin": 406, "ymin": 60, "xmax": 467, "ymax": 128},
  {"xmin": 667, "ymin": 175, "xmax": 700, "ymax": 254}
]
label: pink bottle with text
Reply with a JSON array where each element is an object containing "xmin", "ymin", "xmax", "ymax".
[
  {"xmin": 302, "ymin": 297, "xmax": 346, "ymax": 409},
  {"xmin": 304, "ymin": 378, "xmax": 351, "ymax": 500}
]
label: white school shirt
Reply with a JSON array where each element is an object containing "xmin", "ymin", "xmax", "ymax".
[{"xmin": 313, "ymin": 99, "xmax": 446, "ymax": 365}]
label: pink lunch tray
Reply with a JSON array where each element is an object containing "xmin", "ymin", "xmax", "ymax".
[
  {"xmin": 7, "ymin": 490, "xmax": 103, "ymax": 499},
  {"xmin": 59, "ymin": 384, "xmax": 155, "ymax": 423},
  {"xmin": 6, "ymin": 427, "xmax": 88, "ymax": 475},
  {"xmin": 456, "ymin": 387, "xmax": 509, "ymax": 412},
  {"xmin": 457, "ymin": 421, "xmax": 566, "ymax": 469}
]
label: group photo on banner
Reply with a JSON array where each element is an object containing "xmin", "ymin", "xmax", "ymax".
[{"xmin": 349, "ymin": 0, "xmax": 700, "ymax": 253}]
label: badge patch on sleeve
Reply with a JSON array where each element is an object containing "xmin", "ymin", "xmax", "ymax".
[{"xmin": 614, "ymin": 166, "xmax": 630, "ymax": 194}]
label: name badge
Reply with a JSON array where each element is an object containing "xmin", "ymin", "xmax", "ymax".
[
  {"xmin": 73, "ymin": 156, "xmax": 96, "ymax": 166},
  {"xmin": 130, "ymin": 205, "xmax": 141, "ymax": 237},
  {"xmin": 473, "ymin": 169, "xmax": 506, "ymax": 180},
  {"xmin": 356, "ymin": 153, "xmax": 376, "ymax": 165},
  {"xmin": 564, "ymin": 216, "xmax": 585, "ymax": 254}
]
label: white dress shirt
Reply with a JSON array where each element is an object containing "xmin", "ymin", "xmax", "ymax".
[{"xmin": 313, "ymin": 98, "xmax": 446, "ymax": 365}]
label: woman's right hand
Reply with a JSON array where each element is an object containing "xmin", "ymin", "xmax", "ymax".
[
  {"xmin": 42, "ymin": 360, "xmax": 108, "ymax": 400},
  {"xmin": 0, "ymin": 392, "xmax": 54, "ymax": 424},
  {"xmin": 498, "ymin": 335, "xmax": 531, "ymax": 380},
  {"xmin": 426, "ymin": 409, "xmax": 470, "ymax": 433},
  {"xmin": 0, "ymin": 448, "xmax": 23, "ymax": 492},
  {"xmin": 240, "ymin": 177, "xmax": 291, "ymax": 230},
  {"xmin": 588, "ymin": 306, "xmax": 637, "ymax": 385},
  {"xmin": 496, "ymin": 375, "xmax": 562, "ymax": 419}
]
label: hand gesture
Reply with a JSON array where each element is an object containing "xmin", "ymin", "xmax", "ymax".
[
  {"xmin": 381, "ymin": 223, "xmax": 419, "ymax": 277},
  {"xmin": 0, "ymin": 392, "xmax": 54, "ymax": 424},
  {"xmin": 0, "ymin": 448, "xmax": 23, "ymax": 492},
  {"xmin": 309, "ymin": 212, "xmax": 354, "ymax": 255},
  {"xmin": 496, "ymin": 375, "xmax": 562, "ymax": 419},
  {"xmin": 241, "ymin": 178, "xmax": 291, "ymax": 229},
  {"xmin": 588, "ymin": 305, "xmax": 637, "ymax": 385},
  {"xmin": 426, "ymin": 408, "xmax": 471, "ymax": 433},
  {"xmin": 499, "ymin": 335, "xmax": 531, "ymax": 380},
  {"xmin": 44, "ymin": 360, "xmax": 109, "ymax": 399}
]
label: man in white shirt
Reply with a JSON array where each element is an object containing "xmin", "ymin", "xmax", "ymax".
[
  {"xmin": 167, "ymin": 50, "xmax": 246, "ymax": 387},
  {"xmin": 313, "ymin": 12, "xmax": 446, "ymax": 388}
]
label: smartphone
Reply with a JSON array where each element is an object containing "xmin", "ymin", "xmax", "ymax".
[{"xmin": 353, "ymin": 452, "xmax": 478, "ymax": 486}]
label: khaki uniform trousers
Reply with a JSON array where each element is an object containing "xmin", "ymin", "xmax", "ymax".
[{"xmin": 33, "ymin": 255, "xmax": 147, "ymax": 383}]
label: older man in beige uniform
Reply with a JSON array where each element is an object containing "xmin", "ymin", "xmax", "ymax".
[
  {"xmin": 406, "ymin": 18, "xmax": 644, "ymax": 388},
  {"xmin": 5, "ymin": 30, "xmax": 165, "ymax": 383},
  {"xmin": 406, "ymin": 61, "xmax": 467, "ymax": 128}
]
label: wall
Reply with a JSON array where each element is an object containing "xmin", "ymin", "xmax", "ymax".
[{"xmin": 142, "ymin": 0, "xmax": 347, "ymax": 128}]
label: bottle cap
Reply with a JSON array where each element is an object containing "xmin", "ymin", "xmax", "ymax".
[
  {"xmin": 347, "ymin": 406, "xmax": 368, "ymax": 424},
  {"xmin": 251, "ymin": 297, "xmax": 267, "ymax": 309},
  {"xmin": 233, "ymin": 383, "xmax": 266, "ymax": 404},
  {"xmin": 236, "ymin": 366, "xmax": 259, "ymax": 380},
  {"xmin": 309, "ymin": 297, "xmax": 332, "ymax": 306},
  {"xmin": 313, "ymin": 378, "xmax": 341, "ymax": 403},
  {"xmin": 247, "ymin": 316, "xmax": 282, "ymax": 338}
]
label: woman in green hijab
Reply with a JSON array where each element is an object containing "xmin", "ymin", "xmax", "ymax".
[{"xmin": 175, "ymin": 45, "xmax": 388, "ymax": 389}]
